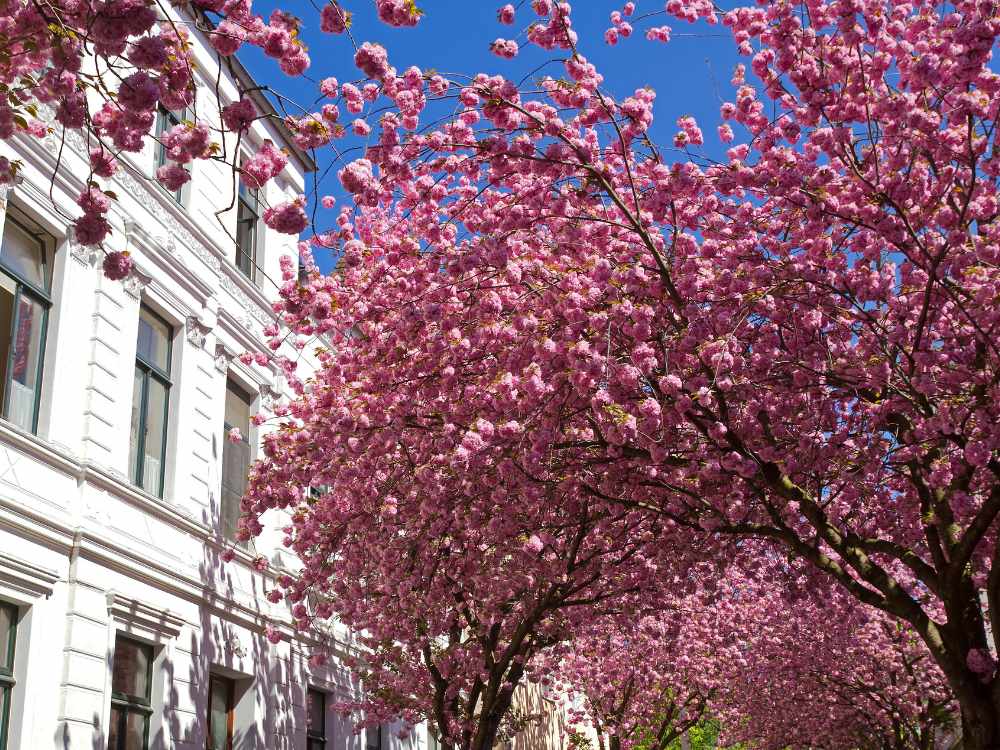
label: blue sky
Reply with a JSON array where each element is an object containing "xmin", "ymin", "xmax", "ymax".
[{"xmin": 238, "ymin": 1, "xmax": 743, "ymax": 271}]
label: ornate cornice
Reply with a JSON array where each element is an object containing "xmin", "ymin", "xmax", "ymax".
[
  {"xmin": 107, "ymin": 591, "xmax": 186, "ymax": 640},
  {"xmin": 185, "ymin": 315, "xmax": 212, "ymax": 348},
  {"xmin": 0, "ymin": 552, "xmax": 59, "ymax": 600}
]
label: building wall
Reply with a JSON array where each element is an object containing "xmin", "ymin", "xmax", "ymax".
[{"xmin": 0, "ymin": 8, "xmax": 426, "ymax": 750}]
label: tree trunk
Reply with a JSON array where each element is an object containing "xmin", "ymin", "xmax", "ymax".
[{"xmin": 954, "ymin": 678, "xmax": 1000, "ymax": 750}]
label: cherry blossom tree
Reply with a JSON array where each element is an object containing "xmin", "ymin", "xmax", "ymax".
[
  {"xmin": 260, "ymin": 0, "xmax": 1000, "ymax": 731},
  {"xmin": 256, "ymin": 0, "xmax": 1000, "ymax": 740},
  {"xmin": 705, "ymin": 562, "xmax": 957, "ymax": 750},
  {"xmin": 250, "ymin": 434, "xmax": 719, "ymax": 750},
  {"xmin": 553, "ymin": 554, "xmax": 956, "ymax": 750},
  {"xmin": 553, "ymin": 614, "xmax": 714, "ymax": 750}
]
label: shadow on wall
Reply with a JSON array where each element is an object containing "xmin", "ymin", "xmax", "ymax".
[
  {"xmin": 66, "ymin": 532, "xmax": 297, "ymax": 749},
  {"xmin": 508, "ymin": 683, "xmax": 568, "ymax": 750},
  {"xmin": 154, "ymin": 530, "xmax": 298, "ymax": 750}
]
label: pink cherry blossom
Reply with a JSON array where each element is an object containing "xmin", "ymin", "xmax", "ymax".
[
  {"xmin": 240, "ymin": 140, "xmax": 288, "ymax": 189},
  {"xmin": 263, "ymin": 196, "xmax": 308, "ymax": 234},
  {"xmin": 222, "ymin": 97, "xmax": 257, "ymax": 132},
  {"xmin": 156, "ymin": 163, "xmax": 190, "ymax": 191},
  {"xmin": 102, "ymin": 251, "xmax": 134, "ymax": 281}
]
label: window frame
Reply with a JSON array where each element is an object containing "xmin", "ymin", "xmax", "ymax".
[
  {"xmin": 306, "ymin": 688, "xmax": 326, "ymax": 750},
  {"xmin": 235, "ymin": 179, "xmax": 259, "ymax": 282},
  {"xmin": 0, "ymin": 602, "xmax": 16, "ymax": 750},
  {"xmin": 108, "ymin": 635, "xmax": 153, "ymax": 750},
  {"xmin": 0, "ymin": 211, "xmax": 53, "ymax": 435},
  {"xmin": 206, "ymin": 674, "xmax": 235, "ymax": 750},
  {"xmin": 220, "ymin": 378, "xmax": 254, "ymax": 543},
  {"xmin": 131, "ymin": 305, "xmax": 172, "ymax": 497},
  {"xmin": 154, "ymin": 106, "xmax": 187, "ymax": 205}
]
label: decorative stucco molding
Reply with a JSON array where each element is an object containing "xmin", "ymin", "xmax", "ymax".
[
  {"xmin": 214, "ymin": 342, "xmax": 234, "ymax": 374},
  {"xmin": 106, "ymin": 591, "xmax": 185, "ymax": 641},
  {"xmin": 185, "ymin": 315, "xmax": 212, "ymax": 348},
  {"xmin": 0, "ymin": 552, "xmax": 59, "ymax": 600},
  {"xmin": 123, "ymin": 267, "xmax": 153, "ymax": 299},
  {"xmin": 67, "ymin": 226, "xmax": 100, "ymax": 268}
]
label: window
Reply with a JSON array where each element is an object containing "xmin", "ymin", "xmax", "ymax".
[
  {"xmin": 366, "ymin": 725, "xmax": 383, "ymax": 750},
  {"xmin": 235, "ymin": 179, "xmax": 258, "ymax": 281},
  {"xmin": 307, "ymin": 689, "xmax": 326, "ymax": 750},
  {"xmin": 307, "ymin": 485, "xmax": 329, "ymax": 503},
  {"xmin": 108, "ymin": 636, "xmax": 153, "ymax": 750},
  {"xmin": 0, "ymin": 210, "xmax": 53, "ymax": 434},
  {"xmin": 129, "ymin": 306, "xmax": 172, "ymax": 497},
  {"xmin": 207, "ymin": 675, "xmax": 235, "ymax": 750},
  {"xmin": 154, "ymin": 106, "xmax": 186, "ymax": 204},
  {"xmin": 221, "ymin": 380, "xmax": 253, "ymax": 541},
  {"xmin": 0, "ymin": 603, "xmax": 16, "ymax": 750}
]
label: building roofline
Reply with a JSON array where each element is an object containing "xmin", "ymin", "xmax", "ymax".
[
  {"xmin": 186, "ymin": 7, "xmax": 318, "ymax": 175},
  {"xmin": 223, "ymin": 55, "xmax": 318, "ymax": 175}
]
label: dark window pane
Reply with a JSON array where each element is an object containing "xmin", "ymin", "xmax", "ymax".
[
  {"xmin": 155, "ymin": 108, "xmax": 184, "ymax": 204},
  {"xmin": 132, "ymin": 307, "xmax": 171, "ymax": 497},
  {"xmin": 111, "ymin": 638, "xmax": 151, "ymax": 701},
  {"xmin": 221, "ymin": 383, "xmax": 253, "ymax": 540},
  {"xmin": 0, "ymin": 216, "xmax": 51, "ymax": 291},
  {"xmin": 238, "ymin": 179, "xmax": 257, "ymax": 209},
  {"xmin": 0, "ymin": 276, "xmax": 46, "ymax": 433},
  {"xmin": 4, "ymin": 294, "xmax": 45, "ymax": 432},
  {"xmin": 224, "ymin": 382, "xmax": 252, "ymax": 433},
  {"xmin": 235, "ymin": 187, "xmax": 257, "ymax": 280},
  {"xmin": 141, "ymin": 378, "xmax": 168, "ymax": 496},
  {"xmin": 123, "ymin": 710, "xmax": 148, "ymax": 750},
  {"xmin": 1, "ymin": 688, "xmax": 9, "ymax": 734},
  {"xmin": 0, "ymin": 280, "xmax": 13, "ymax": 418},
  {"xmin": 307, "ymin": 689, "xmax": 325, "ymax": 737},
  {"xmin": 220, "ymin": 439, "xmax": 249, "ymax": 540},
  {"xmin": 366, "ymin": 726, "xmax": 382, "ymax": 750},
  {"xmin": 208, "ymin": 677, "xmax": 233, "ymax": 750},
  {"xmin": 135, "ymin": 308, "xmax": 171, "ymax": 372},
  {"xmin": 106, "ymin": 707, "xmax": 121, "ymax": 750},
  {"xmin": 0, "ymin": 604, "xmax": 14, "ymax": 672},
  {"xmin": 1, "ymin": 603, "xmax": 13, "ymax": 750},
  {"xmin": 129, "ymin": 369, "xmax": 143, "ymax": 486}
]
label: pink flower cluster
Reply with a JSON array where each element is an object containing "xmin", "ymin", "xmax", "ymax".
[
  {"xmin": 490, "ymin": 39, "xmax": 519, "ymax": 59},
  {"xmin": 241, "ymin": 140, "xmax": 289, "ymax": 189},
  {"xmin": 673, "ymin": 114, "xmax": 703, "ymax": 147},
  {"xmin": 222, "ymin": 97, "xmax": 257, "ymax": 132},
  {"xmin": 375, "ymin": 0, "xmax": 422, "ymax": 27},
  {"xmin": 645, "ymin": 25, "xmax": 671, "ymax": 42},
  {"xmin": 354, "ymin": 42, "xmax": 393, "ymax": 81},
  {"xmin": 320, "ymin": 2, "xmax": 351, "ymax": 33},
  {"xmin": 604, "ymin": 7, "xmax": 633, "ymax": 44},
  {"xmin": 263, "ymin": 196, "xmax": 309, "ymax": 235},
  {"xmin": 102, "ymin": 251, "xmax": 134, "ymax": 281},
  {"xmin": 89, "ymin": 148, "xmax": 117, "ymax": 178},
  {"xmin": 338, "ymin": 158, "xmax": 378, "ymax": 196},
  {"xmin": 74, "ymin": 187, "xmax": 112, "ymax": 247},
  {"xmin": 156, "ymin": 163, "xmax": 191, "ymax": 191},
  {"xmin": 160, "ymin": 121, "xmax": 212, "ymax": 164}
]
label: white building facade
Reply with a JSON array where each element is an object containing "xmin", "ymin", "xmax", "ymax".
[{"xmin": 0, "ymin": 9, "xmax": 423, "ymax": 750}]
